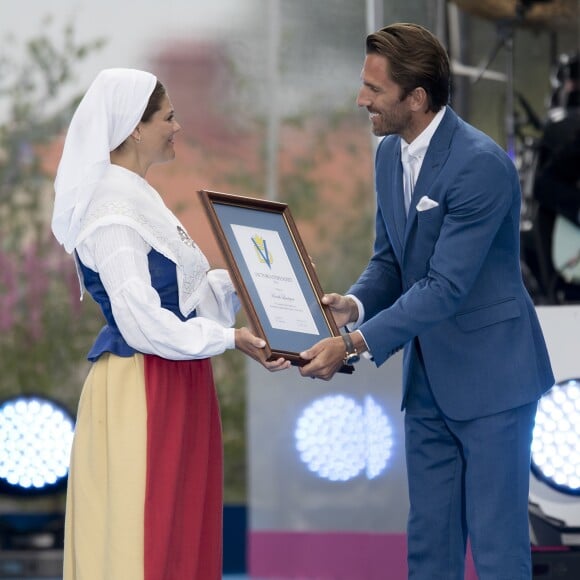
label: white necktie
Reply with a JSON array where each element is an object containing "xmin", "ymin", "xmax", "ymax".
[{"xmin": 402, "ymin": 149, "xmax": 418, "ymax": 215}]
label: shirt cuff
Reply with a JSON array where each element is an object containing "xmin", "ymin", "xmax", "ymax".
[
  {"xmin": 345, "ymin": 294, "xmax": 365, "ymax": 329},
  {"xmin": 343, "ymin": 296, "xmax": 372, "ymax": 361},
  {"xmin": 224, "ymin": 327, "xmax": 236, "ymax": 350},
  {"xmin": 354, "ymin": 329, "xmax": 374, "ymax": 361}
]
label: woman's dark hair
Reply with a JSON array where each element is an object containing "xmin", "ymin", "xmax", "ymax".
[
  {"xmin": 366, "ymin": 23, "xmax": 450, "ymax": 112},
  {"xmin": 141, "ymin": 80, "xmax": 166, "ymax": 122},
  {"xmin": 113, "ymin": 80, "xmax": 166, "ymax": 152}
]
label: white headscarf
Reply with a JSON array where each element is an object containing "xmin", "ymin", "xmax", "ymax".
[{"xmin": 52, "ymin": 68, "xmax": 157, "ymax": 253}]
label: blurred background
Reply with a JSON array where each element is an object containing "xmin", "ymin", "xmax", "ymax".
[{"xmin": 0, "ymin": 0, "xmax": 578, "ymax": 578}]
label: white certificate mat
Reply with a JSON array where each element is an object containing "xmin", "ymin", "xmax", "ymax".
[{"xmin": 230, "ymin": 223, "xmax": 319, "ymax": 335}]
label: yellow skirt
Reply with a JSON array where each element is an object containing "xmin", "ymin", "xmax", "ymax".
[{"xmin": 64, "ymin": 353, "xmax": 147, "ymax": 579}]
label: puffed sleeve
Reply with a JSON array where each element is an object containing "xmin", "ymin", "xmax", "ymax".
[
  {"xmin": 76, "ymin": 224, "xmax": 236, "ymax": 360},
  {"xmin": 196, "ymin": 269, "xmax": 240, "ymax": 328}
]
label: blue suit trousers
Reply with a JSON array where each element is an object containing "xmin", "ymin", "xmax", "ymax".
[{"xmin": 404, "ymin": 340, "xmax": 537, "ymax": 580}]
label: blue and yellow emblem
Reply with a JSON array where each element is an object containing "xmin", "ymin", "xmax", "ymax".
[{"xmin": 251, "ymin": 234, "xmax": 272, "ymax": 268}]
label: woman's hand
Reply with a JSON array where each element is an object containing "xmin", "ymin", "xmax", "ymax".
[{"xmin": 234, "ymin": 327, "xmax": 291, "ymax": 371}]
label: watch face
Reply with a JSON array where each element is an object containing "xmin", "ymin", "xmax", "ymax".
[{"xmin": 345, "ymin": 353, "xmax": 360, "ymax": 365}]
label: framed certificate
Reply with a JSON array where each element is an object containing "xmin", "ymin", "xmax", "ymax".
[{"xmin": 199, "ymin": 190, "xmax": 351, "ymax": 371}]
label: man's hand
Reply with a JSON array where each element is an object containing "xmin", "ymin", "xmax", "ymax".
[
  {"xmin": 235, "ymin": 327, "xmax": 291, "ymax": 371},
  {"xmin": 299, "ymin": 336, "xmax": 346, "ymax": 381},
  {"xmin": 322, "ymin": 293, "xmax": 359, "ymax": 328}
]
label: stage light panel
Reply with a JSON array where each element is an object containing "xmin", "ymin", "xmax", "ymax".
[
  {"xmin": 531, "ymin": 379, "xmax": 580, "ymax": 495},
  {"xmin": 0, "ymin": 396, "xmax": 74, "ymax": 496},
  {"xmin": 294, "ymin": 394, "xmax": 394, "ymax": 482}
]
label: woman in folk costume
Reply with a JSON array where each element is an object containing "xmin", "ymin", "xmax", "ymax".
[{"xmin": 52, "ymin": 68, "xmax": 289, "ymax": 580}]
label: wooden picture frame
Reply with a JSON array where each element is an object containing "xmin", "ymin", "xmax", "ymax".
[{"xmin": 199, "ymin": 190, "xmax": 351, "ymax": 371}]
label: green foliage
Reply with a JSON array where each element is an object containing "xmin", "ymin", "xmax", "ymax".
[
  {"xmin": 279, "ymin": 171, "xmax": 319, "ymax": 219},
  {"xmin": 225, "ymin": 168, "xmax": 264, "ymax": 194},
  {"xmin": 316, "ymin": 180, "xmax": 374, "ymax": 294},
  {"xmin": 212, "ymin": 348, "xmax": 248, "ymax": 503},
  {"xmin": 0, "ymin": 23, "xmax": 105, "ymax": 411}
]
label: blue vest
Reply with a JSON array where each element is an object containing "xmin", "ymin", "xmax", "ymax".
[{"xmin": 78, "ymin": 249, "xmax": 196, "ymax": 361}]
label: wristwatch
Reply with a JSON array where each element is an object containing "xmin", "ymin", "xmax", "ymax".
[{"xmin": 341, "ymin": 331, "xmax": 360, "ymax": 365}]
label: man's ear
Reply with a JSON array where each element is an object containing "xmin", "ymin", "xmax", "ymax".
[{"xmin": 408, "ymin": 87, "xmax": 428, "ymax": 112}]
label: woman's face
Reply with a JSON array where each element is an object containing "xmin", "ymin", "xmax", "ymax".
[{"xmin": 137, "ymin": 93, "xmax": 181, "ymax": 165}]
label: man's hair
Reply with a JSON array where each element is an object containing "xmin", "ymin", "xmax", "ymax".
[{"xmin": 366, "ymin": 23, "xmax": 450, "ymax": 112}]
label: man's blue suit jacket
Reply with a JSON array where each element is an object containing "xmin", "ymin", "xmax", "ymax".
[{"xmin": 349, "ymin": 107, "xmax": 554, "ymax": 421}]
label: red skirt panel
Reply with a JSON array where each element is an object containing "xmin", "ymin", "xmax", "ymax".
[{"xmin": 144, "ymin": 355, "xmax": 223, "ymax": 580}]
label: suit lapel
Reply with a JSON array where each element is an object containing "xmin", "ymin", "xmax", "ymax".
[
  {"xmin": 403, "ymin": 108, "xmax": 457, "ymax": 243},
  {"xmin": 376, "ymin": 138, "xmax": 406, "ymax": 262},
  {"xmin": 391, "ymin": 147, "xmax": 407, "ymax": 251}
]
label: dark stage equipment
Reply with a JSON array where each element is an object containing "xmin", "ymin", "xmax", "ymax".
[
  {"xmin": 532, "ymin": 547, "xmax": 580, "ymax": 579},
  {"xmin": 519, "ymin": 52, "xmax": 580, "ymax": 305}
]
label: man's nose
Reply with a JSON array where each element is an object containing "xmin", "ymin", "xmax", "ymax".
[{"xmin": 357, "ymin": 88, "xmax": 369, "ymax": 108}]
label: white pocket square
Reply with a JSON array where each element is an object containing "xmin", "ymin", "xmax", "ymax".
[{"xmin": 416, "ymin": 195, "xmax": 439, "ymax": 212}]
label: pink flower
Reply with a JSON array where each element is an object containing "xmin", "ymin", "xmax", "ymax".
[{"xmin": 22, "ymin": 242, "xmax": 49, "ymax": 341}]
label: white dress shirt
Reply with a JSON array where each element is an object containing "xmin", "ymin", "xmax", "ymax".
[{"xmin": 400, "ymin": 106, "xmax": 446, "ymax": 214}]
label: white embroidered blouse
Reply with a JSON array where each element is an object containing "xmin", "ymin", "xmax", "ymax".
[{"xmin": 75, "ymin": 165, "xmax": 238, "ymax": 360}]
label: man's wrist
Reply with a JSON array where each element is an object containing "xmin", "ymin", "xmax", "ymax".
[
  {"xmin": 344, "ymin": 294, "xmax": 364, "ymax": 328},
  {"xmin": 340, "ymin": 331, "xmax": 360, "ymax": 365},
  {"xmin": 350, "ymin": 330, "xmax": 368, "ymax": 355}
]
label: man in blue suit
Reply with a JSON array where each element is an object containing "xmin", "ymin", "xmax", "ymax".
[{"xmin": 299, "ymin": 23, "xmax": 554, "ymax": 579}]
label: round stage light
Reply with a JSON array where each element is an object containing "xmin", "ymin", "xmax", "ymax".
[
  {"xmin": 531, "ymin": 379, "xmax": 580, "ymax": 496},
  {"xmin": 294, "ymin": 394, "xmax": 394, "ymax": 482},
  {"xmin": 0, "ymin": 395, "xmax": 75, "ymax": 496}
]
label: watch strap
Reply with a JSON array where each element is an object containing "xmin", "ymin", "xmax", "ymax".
[
  {"xmin": 340, "ymin": 331, "xmax": 359, "ymax": 365},
  {"xmin": 341, "ymin": 331, "xmax": 356, "ymax": 356}
]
